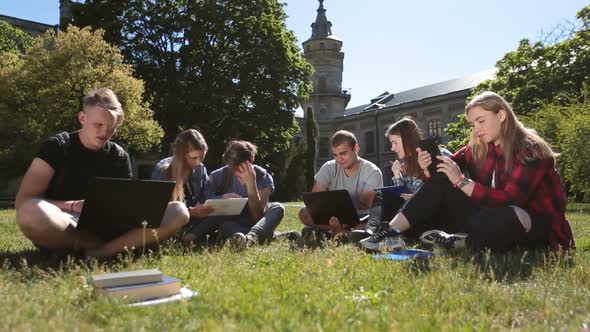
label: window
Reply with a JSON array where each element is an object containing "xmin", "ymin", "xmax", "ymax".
[
  {"xmin": 318, "ymin": 77, "xmax": 327, "ymax": 92},
  {"xmin": 306, "ymin": 45, "xmax": 311, "ymax": 52},
  {"xmin": 320, "ymin": 42, "xmax": 325, "ymax": 49},
  {"xmin": 364, "ymin": 131, "xmax": 375, "ymax": 154},
  {"xmin": 428, "ymin": 119, "xmax": 442, "ymax": 138},
  {"xmin": 319, "ymin": 137, "xmax": 330, "ymax": 158}
]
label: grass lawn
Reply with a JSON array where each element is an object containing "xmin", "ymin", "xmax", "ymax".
[{"xmin": 0, "ymin": 203, "xmax": 589, "ymax": 331}]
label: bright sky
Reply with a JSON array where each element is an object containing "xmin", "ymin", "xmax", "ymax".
[{"xmin": 1, "ymin": 0, "xmax": 587, "ymax": 109}]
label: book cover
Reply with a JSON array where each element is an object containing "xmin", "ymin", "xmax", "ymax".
[
  {"xmin": 91, "ymin": 269, "xmax": 163, "ymax": 288},
  {"xmin": 94, "ymin": 275, "xmax": 181, "ymax": 302}
]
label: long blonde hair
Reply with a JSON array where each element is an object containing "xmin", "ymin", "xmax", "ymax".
[
  {"xmin": 466, "ymin": 91, "xmax": 556, "ymax": 170},
  {"xmin": 163, "ymin": 129, "xmax": 208, "ymax": 202}
]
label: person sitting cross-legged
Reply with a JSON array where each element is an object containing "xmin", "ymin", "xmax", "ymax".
[
  {"xmin": 182, "ymin": 140, "xmax": 284, "ymax": 249},
  {"xmin": 299, "ymin": 130, "xmax": 383, "ymax": 241},
  {"xmin": 15, "ymin": 88, "xmax": 189, "ymax": 260}
]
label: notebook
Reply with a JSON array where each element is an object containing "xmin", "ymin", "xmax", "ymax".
[
  {"xmin": 76, "ymin": 177, "xmax": 175, "ymax": 241},
  {"xmin": 204, "ymin": 198, "xmax": 248, "ymax": 216}
]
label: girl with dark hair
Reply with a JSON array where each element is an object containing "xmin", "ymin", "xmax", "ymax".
[
  {"xmin": 183, "ymin": 140, "xmax": 285, "ymax": 248},
  {"xmin": 360, "ymin": 91, "xmax": 575, "ymax": 252}
]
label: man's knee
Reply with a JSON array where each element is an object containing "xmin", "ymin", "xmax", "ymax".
[
  {"xmin": 16, "ymin": 199, "xmax": 55, "ymax": 235},
  {"xmin": 266, "ymin": 202, "xmax": 285, "ymax": 219},
  {"xmin": 298, "ymin": 207, "xmax": 313, "ymax": 226}
]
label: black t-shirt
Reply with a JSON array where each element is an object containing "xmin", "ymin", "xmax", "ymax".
[{"xmin": 37, "ymin": 131, "xmax": 132, "ymax": 200}]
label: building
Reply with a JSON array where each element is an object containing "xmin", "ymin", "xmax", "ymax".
[{"xmin": 299, "ymin": 0, "xmax": 495, "ymax": 184}]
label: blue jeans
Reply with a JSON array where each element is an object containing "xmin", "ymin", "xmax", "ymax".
[{"xmin": 186, "ymin": 202, "xmax": 285, "ymax": 244}]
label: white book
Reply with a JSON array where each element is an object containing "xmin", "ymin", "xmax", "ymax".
[
  {"xmin": 91, "ymin": 269, "xmax": 163, "ymax": 288},
  {"xmin": 204, "ymin": 198, "xmax": 248, "ymax": 216}
]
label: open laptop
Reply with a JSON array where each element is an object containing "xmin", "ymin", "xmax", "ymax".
[
  {"xmin": 76, "ymin": 177, "xmax": 175, "ymax": 241},
  {"xmin": 301, "ymin": 190, "xmax": 365, "ymax": 227}
]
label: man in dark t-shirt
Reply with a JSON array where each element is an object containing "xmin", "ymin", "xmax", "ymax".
[{"xmin": 15, "ymin": 88, "xmax": 189, "ymax": 258}]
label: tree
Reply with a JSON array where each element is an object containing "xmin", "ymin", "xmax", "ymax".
[
  {"xmin": 0, "ymin": 27, "xmax": 163, "ymax": 178},
  {"xmin": 0, "ymin": 21, "xmax": 33, "ymax": 55},
  {"xmin": 473, "ymin": 5, "xmax": 590, "ymax": 115},
  {"xmin": 71, "ymin": 0, "xmax": 313, "ymax": 178},
  {"xmin": 443, "ymin": 113, "xmax": 471, "ymax": 153},
  {"xmin": 305, "ymin": 107, "xmax": 319, "ymax": 190}
]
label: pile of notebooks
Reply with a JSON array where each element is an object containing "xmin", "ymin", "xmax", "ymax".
[{"xmin": 91, "ymin": 269, "xmax": 197, "ymax": 305}]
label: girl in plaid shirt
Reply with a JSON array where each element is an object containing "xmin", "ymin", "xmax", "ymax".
[{"xmin": 361, "ymin": 91, "xmax": 574, "ymax": 252}]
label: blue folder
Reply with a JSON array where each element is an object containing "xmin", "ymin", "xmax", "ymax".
[{"xmin": 373, "ymin": 249, "xmax": 435, "ymax": 261}]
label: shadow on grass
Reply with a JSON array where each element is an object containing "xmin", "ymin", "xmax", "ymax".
[{"xmin": 448, "ymin": 249, "xmax": 576, "ymax": 283}]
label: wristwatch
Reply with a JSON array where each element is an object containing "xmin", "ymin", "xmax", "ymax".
[{"xmin": 457, "ymin": 176, "xmax": 472, "ymax": 189}]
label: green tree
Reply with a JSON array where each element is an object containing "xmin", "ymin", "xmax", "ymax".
[
  {"xmin": 0, "ymin": 27, "xmax": 163, "ymax": 178},
  {"xmin": 0, "ymin": 21, "xmax": 33, "ymax": 55},
  {"xmin": 71, "ymin": 0, "xmax": 313, "ymax": 178},
  {"xmin": 473, "ymin": 5, "xmax": 590, "ymax": 115},
  {"xmin": 443, "ymin": 113, "xmax": 471, "ymax": 153}
]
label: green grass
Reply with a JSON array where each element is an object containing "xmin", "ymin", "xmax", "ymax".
[{"xmin": 0, "ymin": 204, "xmax": 589, "ymax": 331}]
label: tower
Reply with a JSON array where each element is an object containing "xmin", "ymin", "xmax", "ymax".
[{"xmin": 301, "ymin": 0, "xmax": 350, "ymax": 122}]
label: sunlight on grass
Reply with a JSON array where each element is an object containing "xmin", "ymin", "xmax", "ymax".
[{"xmin": 0, "ymin": 205, "xmax": 589, "ymax": 330}]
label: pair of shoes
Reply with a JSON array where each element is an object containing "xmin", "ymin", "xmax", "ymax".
[
  {"xmin": 359, "ymin": 227, "xmax": 404, "ymax": 253},
  {"xmin": 420, "ymin": 230, "xmax": 468, "ymax": 249}
]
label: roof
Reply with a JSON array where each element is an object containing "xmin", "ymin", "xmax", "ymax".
[{"xmin": 343, "ymin": 69, "xmax": 496, "ymax": 116}]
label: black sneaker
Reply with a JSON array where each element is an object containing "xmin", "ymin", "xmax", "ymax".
[
  {"xmin": 358, "ymin": 227, "xmax": 403, "ymax": 252},
  {"xmin": 273, "ymin": 230, "xmax": 301, "ymax": 242},
  {"xmin": 420, "ymin": 230, "xmax": 468, "ymax": 249}
]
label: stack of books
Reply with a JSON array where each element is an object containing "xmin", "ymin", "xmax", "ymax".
[{"xmin": 91, "ymin": 269, "xmax": 196, "ymax": 305}]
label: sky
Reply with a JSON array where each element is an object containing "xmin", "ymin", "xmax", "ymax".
[{"xmin": 1, "ymin": 0, "xmax": 588, "ymax": 109}]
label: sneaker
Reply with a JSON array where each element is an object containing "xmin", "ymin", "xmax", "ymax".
[
  {"xmin": 245, "ymin": 233, "xmax": 259, "ymax": 246},
  {"xmin": 420, "ymin": 230, "xmax": 468, "ymax": 249},
  {"xmin": 359, "ymin": 227, "xmax": 403, "ymax": 252},
  {"xmin": 273, "ymin": 230, "xmax": 301, "ymax": 242},
  {"xmin": 229, "ymin": 232, "xmax": 247, "ymax": 250},
  {"xmin": 348, "ymin": 230, "xmax": 371, "ymax": 244}
]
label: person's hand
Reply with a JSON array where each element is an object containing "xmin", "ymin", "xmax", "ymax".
[
  {"xmin": 71, "ymin": 200, "xmax": 85, "ymax": 214},
  {"xmin": 400, "ymin": 193, "xmax": 413, "ymax": 201},
  {"xmin": 236, "ymin": 161, "xmax": 256, "ymax": 190},
  {"xmin": 189, "ymin": 204, "xmax": 215, "ymax": 218},
  {"xmin": 436, "ymin": 155, "xmax": 462, "ymax": 184},
  {"xmin": 391, "ymin": 160, "xmax": 404, "ymax": 178},
  {"xmin": 329, "ymin": 216, "xmax": 344, "ymax": 234},
  {"xmin": 222, "ymin": 193, "xmax": 242, "ymax": 199},
  {"xmin": 416, "ymin": 148, "xmax": 432, "ymax": 177}
]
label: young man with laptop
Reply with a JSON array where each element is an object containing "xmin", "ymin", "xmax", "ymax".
[
  {"xmin": 15, "ymin": 88, "xmax": 189, "ymax": 259},
  {"xmin": 298, "ymin": 130, "xmax": 383, "ymax": 238}
]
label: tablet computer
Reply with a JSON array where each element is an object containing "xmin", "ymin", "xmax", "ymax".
[
  {"xmin": 301, "ymin": 190, "xmax": 361, "ymax": 226},
  {"xmin": 77, "ymin": 177, "xmax": 175, "ymax": 242},
  {"xmin": 419, "ymin": 137, "xmax": 442, "ymax": 175},
  {"xmin": 204, "ymin": 198, "xmax": 248, "ymax": 216}
]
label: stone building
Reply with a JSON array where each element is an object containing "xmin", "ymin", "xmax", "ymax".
[{"xmin": 299, "ymin": 0, "xmax": 495, "ymax": 184}]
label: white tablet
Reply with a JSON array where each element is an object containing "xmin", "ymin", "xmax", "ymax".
[{"xmin": 204, "ymin": 198, "xmax": 248, "ymax": 216}]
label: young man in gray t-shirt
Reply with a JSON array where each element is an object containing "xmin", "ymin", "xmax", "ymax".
[{"xmin": 299, "ymin": 130, "xmax": 383, "ymax": 235}]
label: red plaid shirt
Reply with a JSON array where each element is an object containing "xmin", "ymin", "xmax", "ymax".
[{"xmin": 452, "ymin": 144, "xmax": 575, "ymax": 250}]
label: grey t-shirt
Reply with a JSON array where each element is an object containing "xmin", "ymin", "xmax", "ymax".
[{"xmin": 315, "ymin": 158, "xmax": 383, "ymax": 210}]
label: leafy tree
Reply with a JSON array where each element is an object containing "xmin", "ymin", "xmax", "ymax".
[
  {"xmin": 0, "ymin": 21, "xmax": 33, "ymax": 55},
  {"xmin": 443, "ymin": 113, "xmax": 471, "ymax": 153},
  {"xmin": 473, "ymin": 5, "xmax": 590, "ymax": 115},
  {"xmin": 71, "ymin": 0, "xmax": 313, "ymax": 178},
  {"xmin": 0, "ymin": 27, "xmax": 163, "ymax": 178}
]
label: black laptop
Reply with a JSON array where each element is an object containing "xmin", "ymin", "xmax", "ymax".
[
  {"xmin": 76, "ymin": 177, "xmax": 175, "ymax": 241},
  {"xmin": 301, "ymin": 190, "xmax": 364, "ymax": 227}
]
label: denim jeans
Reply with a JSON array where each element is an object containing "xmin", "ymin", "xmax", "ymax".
[{"xmin": 186, "ymin": 202, "xmax": 285, "ymax": 244}]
